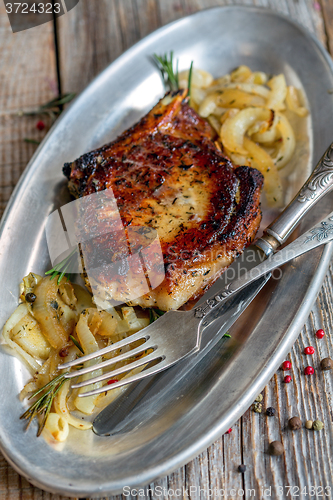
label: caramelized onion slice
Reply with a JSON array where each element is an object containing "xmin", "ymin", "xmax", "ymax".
[
  {"xmin": 179, "ymin": 68, "xmax": 214, "ymax": 89},
  {"xmin": 243, "ymin": 138, "xmax": 283, "ymax": 207},
  {"xmin": 2, "ymin": 303, "xmax": 40, "ymax": 372},
  {"xmin": 199, "ymin": 90, "xmax": 264, "ymax": 117},
  {"xmin": 266, "ymin": 74, "xmax": 287, "ymax": 111},
  {"xmin": 286, "ymin": 86, "xmax": 308, "ymax": 117},
  {"xmin": 32, "ymin": 278, "xmax": 68, "ymax": 350},
  {"xmin": 223, "ymin": 82, "xmax": 270, "ymax": 98},
  {"xmin": 220, "ymin": 107, "xmax": 273, "ymax": 155},
  {"xmin": 230, "ymin": 65, "xmax": 252, "ymax": 82},
  {"xmin": 272, "ymin": 113, "xmax": 296, "ymax": 169},
  {"xmin": 54, "ymin": 380, "xmax": 92, "ymax": 430},
  {"xmin": 44, "ymin": 412, "xmax": 69, "ymax": 442},
  {"xmin": 73, "ymin": 310, "xmax": 103, "ymax": 415}
]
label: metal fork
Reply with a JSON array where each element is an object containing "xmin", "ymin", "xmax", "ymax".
[{"xmin": 60, "ymin": 209, "xmax": 333, "ymax": 397}]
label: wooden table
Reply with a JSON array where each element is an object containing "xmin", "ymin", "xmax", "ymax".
[{"xmin": 1, "ymin": 0, "xmax": 333, "ymax": 498}]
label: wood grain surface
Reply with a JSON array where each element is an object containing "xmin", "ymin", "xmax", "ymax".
[{"xmin": 1, "ymin": 0, "xmax": 333, "ymax": 499}]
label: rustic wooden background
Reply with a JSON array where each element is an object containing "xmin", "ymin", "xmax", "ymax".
[{"xmin": 1, "ymin": 0, "xmax": 333, "ymax": 498}]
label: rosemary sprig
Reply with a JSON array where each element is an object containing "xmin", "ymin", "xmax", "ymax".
[
  {"xmin": 153, "ymin": 51, "xmax": 194, "ymax": 99},
  {"xmin": 24, "ymin": 138, "xmax": 41, "ymax": 145},
  {"xmin": 187, "ymin": 60, "xmax": 194, "ymax": 99},
  {"xmin": 40, "ymin": 93, "xmax": 77, "ymax": 109},
  {"xmin": 21, "ymin": 92, "xmax": 76, "ymax": 144},
  {"xmin": 20, "ymin": 92, "xmax": 76, "ymax": 120},
  {"xmin": 153, "ymin": 51, "xmax": 179, "ymax": 92},
  {"xmin": 45, "ymin": 247, "xmax": 78, "ymax": 285},
  {"xmin": 20, "ymin": 372, "xmax": 68, "ymax": 436},
  {"xmin": 149, "ymin": 308, "xmax": 166, "ymax": 324},
  {"xmin": 70, "ymin": 335, "xmax": 84, "ymax": 354}
]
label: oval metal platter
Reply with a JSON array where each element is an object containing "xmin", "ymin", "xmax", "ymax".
[{"xmin": 1, "ymin": 6, "xmax": 333, "ymax": 497}]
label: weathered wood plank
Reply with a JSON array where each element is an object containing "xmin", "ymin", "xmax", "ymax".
[
  {"xmin": 181, "ymin": 0, "xmax": 327, "ymax": 47},
  {"xmin": 57, "ymin": 0, "xmax": 123, "ymax": 94},
  {"xmin": 156, "ymin": 0, "xmax": 189, "ymax": 25},
  {"xmin": 0, "ymin": 3, "xmax": 57, "ymax": 218},
  {"xmin": 58, "ymin": 0, "xmax": 161, "ymax": 95},
  {"xmin": 0, "ymin": 5, "xmax": 75, "ymax": 499},
  {"xmin": 319, "ymin": 0, "xmax": 333, "ymax": 56},
  {"xmin": 135, "ymin": 0, "xmax": 160, "ymax": 38}
]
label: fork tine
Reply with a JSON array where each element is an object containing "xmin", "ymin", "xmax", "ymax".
[
  {"xmin": 71, "ymin": 350, "xmax": 163, "ymax": 389},
  {"xmin": 75, "ymin": 357, "xmax": 170, "ymax": 397},
  {"xmin": 60, "ymin": 330, "xmax": 150, "ymax": 370},
  {"xmin": 64, "ymin": 340, "xmax": 157, "ymax": 379}
]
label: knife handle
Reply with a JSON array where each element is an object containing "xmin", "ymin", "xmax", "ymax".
[
  {"xmin": 194, "ymin": 209, "xmax": 333, "ymax": 319},
  {"xmin": 256, "ymin": 141, "xmax": 333, "ymax": 256},
  {"xmin": 225, "ymin": 210, "xmax": 333, "ymax": 299}
]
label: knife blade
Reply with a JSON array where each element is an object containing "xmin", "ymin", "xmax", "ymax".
[{"xmin": 93, "ymin": 141, "xmax": 333, "ymax": 436}]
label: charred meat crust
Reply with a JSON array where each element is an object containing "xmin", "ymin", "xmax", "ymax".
[{"xmin": 218, "ymin": 166, "xmax": 263, "ymax": 249}]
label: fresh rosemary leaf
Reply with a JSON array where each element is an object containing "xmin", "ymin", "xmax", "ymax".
[
  {"xmin": 58, "ymin": 262, "xmax": 70, "ymax": 284},
  {"xmin": 37, "ymin": 394, "xmax": 53, "ymax": 437},
  {"xmin": 187, "ymin": 61, "xmax": 194, "ymax": 99},
  {"xmin": 154, "ymin": 308, "xmax": 165, "ymax": 317},
  {"xmin": 27, "ymin": 372, "xmax": 65, "ymax": 401},
  {"xmin": 70, "ymin": 335, "xmax": 84, "ymax": 354},
  {"xmin": 149, "ymin": 308, "xmax": 166, "ymax": 323},
  {"xmin": 24, "ymin": 138, "xmax": 41, "ymax": 145},
  {"xmin": 154, "ymin": 51, "xmax": 194, "ymax": 99},
  {"xmin": 40, "ymin": 93, "xmax": 76, "ymax": 109},
  {"xmin": 153, "ymin": 51, "xmax": 180, "ymax": 92},
  {"xmin": 149, "ymin": 308, "xmax": 155, "ymax": 324},
  {"xmin": 45, "ymin": 247, "xmax": 78, "ymax": 285},
  {"xmin": 21, "ymin": 371, "xmax": 69, "ymax": 437},
  {"xmin": 20, "ymin": 93, "xmax": 76, "ymax": 128}
]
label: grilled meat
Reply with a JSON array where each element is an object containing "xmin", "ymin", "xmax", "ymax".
[{"xmin": 63, "ymin": 90, "xmax": 263, "ymax": 311}]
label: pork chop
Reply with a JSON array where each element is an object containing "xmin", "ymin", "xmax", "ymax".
[{"xmin": 63, "ymin": 90, "xmax": 263, "ymax": 311}]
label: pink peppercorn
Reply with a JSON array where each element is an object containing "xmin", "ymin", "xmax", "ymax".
[
  {"xmin": 107, "ymin": 379, "xmax": 118, "ymax": 385},
  {"xmin": 316, "ymin": 329, "xmax": 325, "ymax": 339},
  {"xmin": 36, "ymin": 120, "xmax": 45, "ymax": 131},
  {"xmin": 225, "ymin": 428, "xmax": 232, "ymax": 434},
  {"xmin": 304, "ymin": 366, "xmax": 314, "ymax": 376},
  {"xmin": 282, "ymin": 360, "xmax": 291, "ymax": 370},
  {"xmin": 304, "ymin": 346, "xmax": 315, "ymax": 355},
  {"xmin": 284, "ymin": 375, "xmax": 292, "ymax": 383}
]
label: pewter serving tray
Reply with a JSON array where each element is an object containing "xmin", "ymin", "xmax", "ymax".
[{"xmin": 1, "ymin": 6, "xmax": 333, "ymax": 497}]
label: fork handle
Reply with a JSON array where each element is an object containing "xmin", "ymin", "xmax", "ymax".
[
  {"xmin": 256, "ymin": 141, "xmax": 333, "ymax": 256},
  {"xmin": 194, "ymin": 210, "xmax": 333, "ymax": 319}
]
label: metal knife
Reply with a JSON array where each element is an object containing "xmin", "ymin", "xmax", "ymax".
[{"xmin": 93, "ymin": 141, "xmax": 333, "ymax": 436}]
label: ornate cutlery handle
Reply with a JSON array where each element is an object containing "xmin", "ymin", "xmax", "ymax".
[
  {"xmin": 256, "ymin": 142, "xmax": 333, "ymax": 256},
  {"xmin": 195, "ymin": 211, "xmax": 333, "ymax": 318}
]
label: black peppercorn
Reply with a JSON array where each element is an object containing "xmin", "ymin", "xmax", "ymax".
[
  {"xmin": 238, "ymin": 464, "xmax": 246, "ymax": 473},
  {"xmin": 25, "ymin": 292, "xmax": 36, "ymax": 303},
  {"xmin": 266, "ymin": 407, "xmax": 276, "ymax": 417}
]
